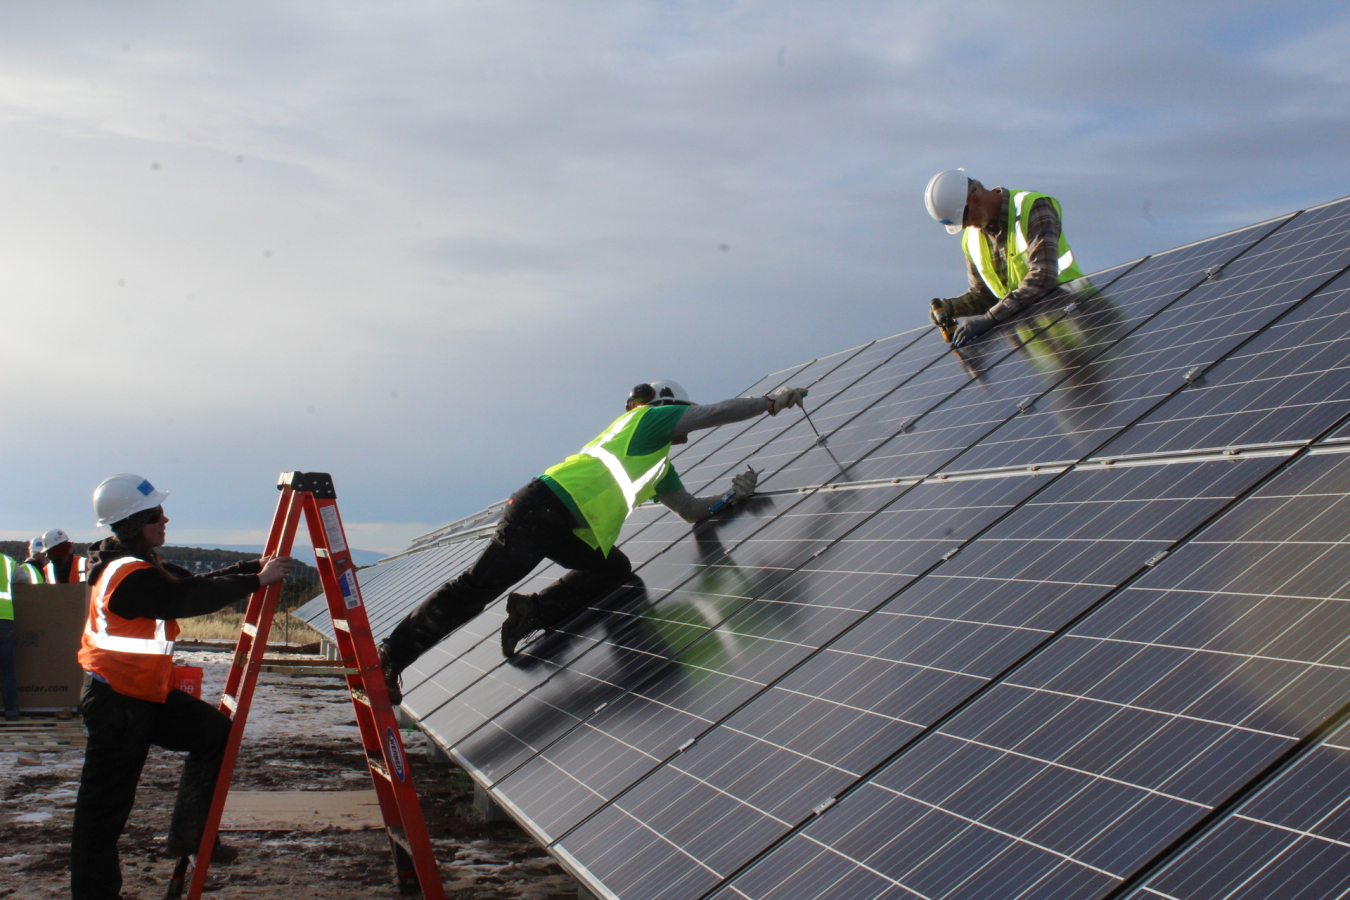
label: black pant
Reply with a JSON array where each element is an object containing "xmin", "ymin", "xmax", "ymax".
[
  {"xmin": 383, "ymin": 479, "xmax": 633, "ymax": 669},
  {"xmin": 71, "ymin": 677, "xmax": 231, "ymax": 900}
]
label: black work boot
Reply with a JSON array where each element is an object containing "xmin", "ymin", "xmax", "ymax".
[
  {"xmin": 930, "ymin": 298, "xmax": 957, "ymax": 343},
  {"xmin": 165, "ymin": 834, "xmax": 239, "ymax": 864},
  {"xmin": 500, "ymin": 593, "xmax": 541, "ymax": 657},
  {"xmin": 378, "ymin": 643, "xmax": 403, "ymax": 706}
]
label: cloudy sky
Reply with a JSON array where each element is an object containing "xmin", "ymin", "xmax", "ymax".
[{"xmin": 3, "ymin": 1, "xmax": 1349, "ymax": 554}]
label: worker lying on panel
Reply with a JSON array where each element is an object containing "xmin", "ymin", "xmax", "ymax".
[
  {"xmin": 70, "ymin": 474, "xmax": 294, "ymax": 900},
  {"xmin": 0, "ymin": 553, "xmax": 20, "ymax": 719},
  {"xmin": 12, "ymin": 535, "xmax": 48, "ymax": 584},
  {"xmin": 924, "ymin": 168, "xmax": 1086, "ymax": 348},
  {"xmin": 377, "ymin": 380, "xmax": 808, "ymax": 702},
  {"xmin": 41, "ymin": 527, "xmax": 88, "ymax": 583}
]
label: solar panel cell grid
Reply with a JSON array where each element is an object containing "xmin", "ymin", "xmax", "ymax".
[
  {"xmin": 674, "ymin": 338, "xmax": 919, "ymax": 495},
  {"xmin": 710, "ymin": 453, "xmax": 1293, "ymax": 899},
  {"xmin": 942, "ymin": 216, "xmax": 1298, "ymax": 473},
  {"xmin": 471, "ymin": 487, "xmax": 905, "ymax": 833},
  {"xmin": 668, "ymin": 343, "xmax": 878, "ymax": 488},
  {"xmin": 1099, "ymin": 270, "xmax": 1350, "ymax": 458},
  {"xmin": 545, "ymin": 475, "xmax": 1053, "ymax": 894},
  {"xmin": 1125, "ymin": 721, "xmax": 1350, "ymax": 900}
]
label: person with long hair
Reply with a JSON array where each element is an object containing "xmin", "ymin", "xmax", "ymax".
[{"xmin": 71, "ymin": 474, "xmax": 293, "ymax": 900}]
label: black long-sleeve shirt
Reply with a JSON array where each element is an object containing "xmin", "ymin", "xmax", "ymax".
[{"xmin": 87, "ymin": 540, "xmax": 263, "ymax": 621}]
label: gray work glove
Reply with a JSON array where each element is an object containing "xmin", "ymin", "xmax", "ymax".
[
  {"xmin": 730, "ymin": 466, "xmax": 758, "ymax": 503},
  {"xmin": 767, "ymin": 386, "xmax": 807, "ymax": 416},
  {"xmin": 952, "ymin": 314, "xmax": 996, "ymax": 348}
]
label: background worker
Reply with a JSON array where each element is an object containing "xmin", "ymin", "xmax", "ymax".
[
  {"xmin": 924, "ymin": 168, "xmax": 1085, "ymax": 347},
  {"xmin": 42, "ymin": 528, "xmax": 88, "ymax": 583},
  {"xmin": 0, "ymin": 552, "xmax": 20, "ymax": 719},
  {"xmin": 71, "ymin": 474, "xmax": 294, "ymax": 900},
  {"xmin": 13, "ymin": 536, "xmax": 48, "ymax": 584},
  {"xmin": 378, "ymin": 380, "xmax": 807, "ymax": 701}
]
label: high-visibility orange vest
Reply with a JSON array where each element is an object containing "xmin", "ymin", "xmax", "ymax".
[
  {"xmin": 45, "ymin": 555, "xmax": 88, "ymax": 584},
  {"xmin": 77, "ymin": 557, "xmax": 180, "ymax": 703}
]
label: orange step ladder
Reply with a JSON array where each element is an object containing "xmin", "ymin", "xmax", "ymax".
[{"xmin": 166, "ymin": 472, "xmax": 444, "ymax": 899}]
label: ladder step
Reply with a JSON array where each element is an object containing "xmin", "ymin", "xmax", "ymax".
[
  {"xmin": 386, "ymin": 824, "xmax": 411, "ymax": 854},
  {"xmin": 350, "ymin": 686, "xmax": 371, "ymax": 708},
  {"xmin": 369, "ymin": 756, "xmax": 392, "ymax": 782},
  {"xmin": 221, "ymin": 694, "xmax": 237, "ymax": 713},
  {"xmin": 241, "ymin": 622, "xmax": 257, "ymax": 637},
  {"xmin": 333, "ymin": 618, "xmax": 351, "ymax": 632}
]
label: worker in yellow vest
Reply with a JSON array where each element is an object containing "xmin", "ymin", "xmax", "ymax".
[
  {"xmin": 1, "ymin": 553, "xmax": 20, "ymax": 719},
  {"xmin": 378, "ymin": 380, "xmax": 808, "ymax": 702},
  {"xmin": 13, "ymin": 536, "xmax": 48, "ymax": 584},
  {"xmin": 924, "ymin": 169, "xmax": 1086, "ymax": 348},
  {"xmin": 41, "ymin": 528, "xmax": 88, "ymax": 583}
]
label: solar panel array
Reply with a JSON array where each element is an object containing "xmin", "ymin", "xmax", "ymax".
[{"xmin": 296, "ymin": 195, "xmax": 1350, "ymax": 899}]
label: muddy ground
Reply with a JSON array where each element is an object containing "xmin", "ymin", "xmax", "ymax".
[{"xmin": 0, "ymin": 652, "xmax": 579, "ymax": 899}]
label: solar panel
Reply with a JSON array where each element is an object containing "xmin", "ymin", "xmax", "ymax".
[
  {"xmin": 1123, "ymin": 722, "xmax": 1350, "ymax": 900},
  {"xmin": 713, "ymin": 445, "xmax": 1350, "ymax": 898},
  {"xmin": 931, "ymin": 214, "xmax": 1299, "ymax": 474},
  {"xmin": 292, "ymin": 195, "xmax": 1350, "ymax": 900}
]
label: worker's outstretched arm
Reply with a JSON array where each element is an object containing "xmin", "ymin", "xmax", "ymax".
[
  {"xmin": 658, "ymin": 467, "xmax": 759, "ymax": 523},
  {"xmin": 671, "ymin": 387, "xmax": 807, "ymax": 439}
]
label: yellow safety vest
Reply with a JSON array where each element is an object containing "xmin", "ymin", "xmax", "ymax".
[
  {"xmin": 544, "ymin": 407, "xmax": 674, "ymax": 555},
  {"xmin": 962, "ymin": 189, "xmax": 1084, "ymax": 299},
  {"xmin": 0, "ymin": 554, "xmax": 14, "ymax": 621}
]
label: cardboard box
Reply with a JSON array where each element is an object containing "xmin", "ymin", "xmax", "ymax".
[{"xmin": 11, "ymin": 584, "xmax": 89, "ymax": 713}]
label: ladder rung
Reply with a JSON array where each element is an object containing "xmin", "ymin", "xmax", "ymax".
[
  {"xmin": 241, "ymin": 622, "xmax": 258, "ymax": 637},
  {"xmin": 386, "ymin": 825, "xmax": 411, "ymax": 854},
  {"xmin": 350, "ymin": 687, "xmax": 371, "ymax": 707},
  {"xmin": 333, "ymin": 618, "xmax": 351, "ymax": 632},
  {"xmin": 221, "ymin": 694, "xmax": 237, "ymax": 712},
  {"xmin": 369, "ymin": 756, "xmax": 391, "ymax": 782}
]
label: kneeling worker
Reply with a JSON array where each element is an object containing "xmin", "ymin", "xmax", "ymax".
[
  {"xmin": 378, "ymin": 380, "xmax": 807, "ymax": 701},
  {"xmin": 924, "ymin": 169, "xmax": 1085, "ymax": 347},
  {"xmin": 71, "ymin": 474, "xmax": 293, "ymax": 900}
]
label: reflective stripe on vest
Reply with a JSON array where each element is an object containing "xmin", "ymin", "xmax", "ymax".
[
  {"xmin": 582, "ymin": 413, "xmax": 670, "ymax": 510},
  {"xmin": 543, "ymin": 406, "xmax": 674, "ymax": 554},
  {"xmin": 0, "ymin": 555, "xmax": 13, "ymax": 621},
  {"xmin": 85, "ymin": 557, "xmax": 174, "ymax": 656},
  {"xmin": 962, "ymin": 189, "xmax": 1083, "ymax": 299},
  {"xmin": 45, "ymin": 555, "xmax": 88, "ymax": 584}
]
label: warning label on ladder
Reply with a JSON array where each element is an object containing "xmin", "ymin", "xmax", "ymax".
[{"xmin": 320, "ymin": 504, "xmax": 347, "ymax": 553}]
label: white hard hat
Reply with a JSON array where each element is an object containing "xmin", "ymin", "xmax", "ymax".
[
  {"xmin": 41, "ymin": 528, "xmax": 72, "ymax": 550},
  {"xmin": 29, "ymin": 535, "xmax": 45, "ymax": 555},
  {"xmin": 648, "ymin": 380, "xmax": 692, "ymax": 406},
  {"xmin": 925, "ymin": 168, "xmax": 970, "ymax": 235},
  {"xmin": 93, "ymin": 473, "xmax": 169, "ymax": 527}
]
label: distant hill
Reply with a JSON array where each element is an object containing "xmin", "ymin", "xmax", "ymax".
[
  {"xmin": 207, "ymin": 543, "xmax": 388, "ymax": 566},
  {"xmin": 1, "ymin": 541, "xmax": 387, "ymax": 568},
  {"xmin": 0, "ymin": 541, "xmax": 322, "ymax": 614}
]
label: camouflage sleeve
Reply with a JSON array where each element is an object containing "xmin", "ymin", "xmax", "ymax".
[{"xmin": 987, "ymin": 197, "xmax": 1062, "ymax": 322}]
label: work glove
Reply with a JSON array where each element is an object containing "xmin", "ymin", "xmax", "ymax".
[
  {"xmin": 951, "ymin": 314, "xmax": 996, "ymax": 348},
  {"xmin": 767, "ymin": 386, "xmax": 807, "ymax": 416},
  {"xmin": 730, "ymin": 466, "xmax": 758, "ymax": 503}
]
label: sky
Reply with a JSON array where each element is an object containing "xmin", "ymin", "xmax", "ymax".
[{"xmin": 3, "ymin": 0, "xmax": 1349, "ymax": 555}]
